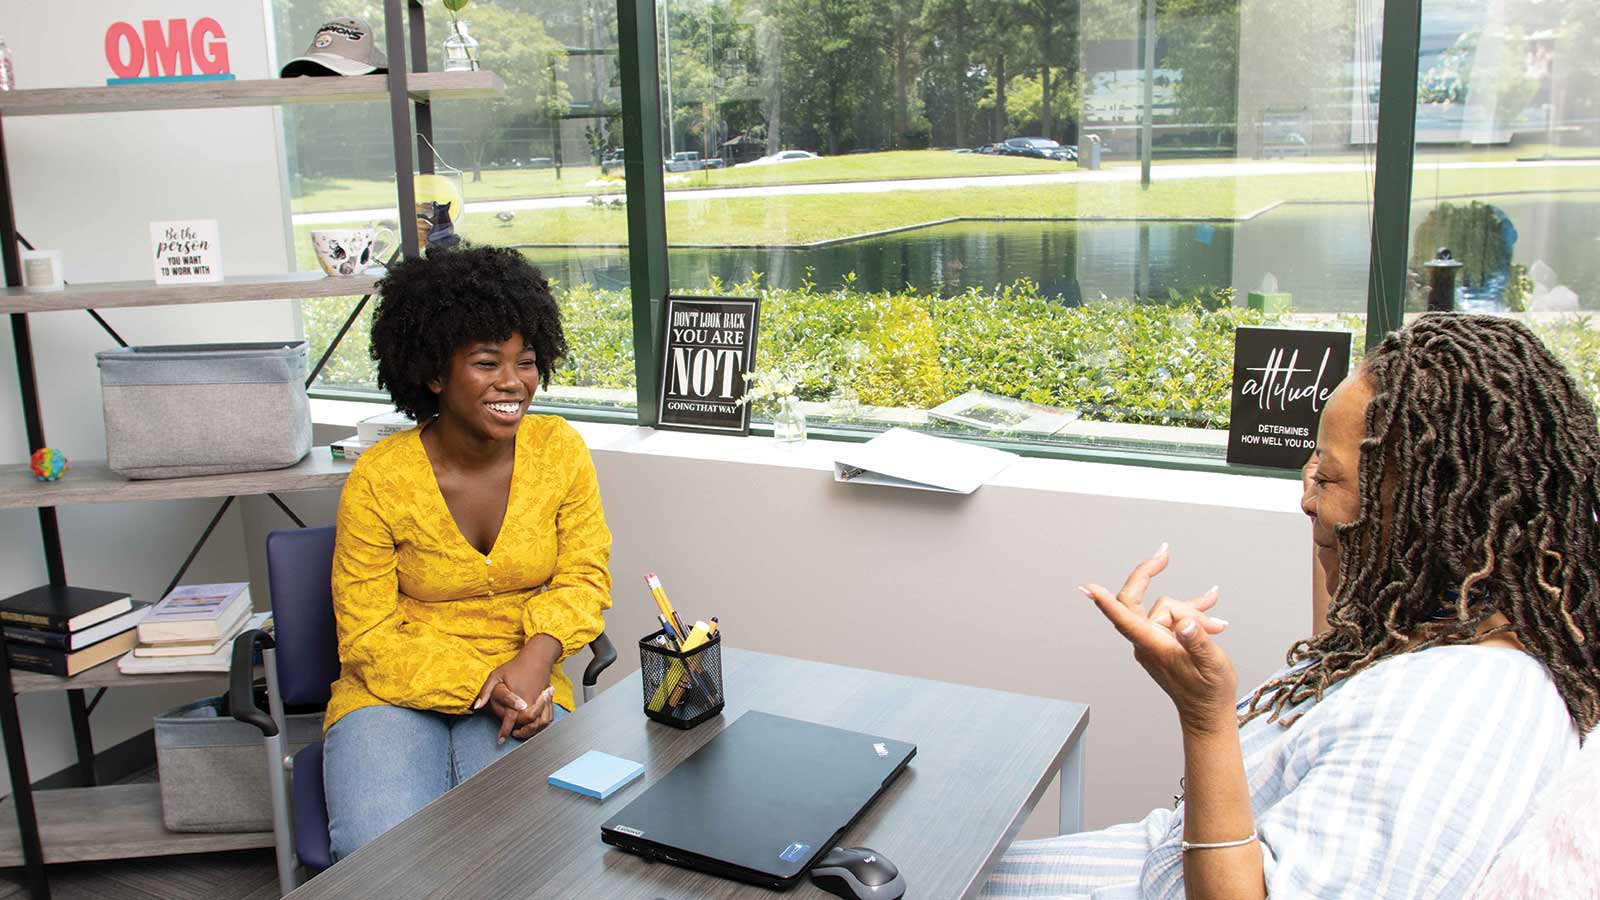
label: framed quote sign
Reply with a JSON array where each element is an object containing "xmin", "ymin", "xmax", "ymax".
[
  {"xmin": 655, "ymin": 295, "xmax": 761, "ymax": 434},
  {"xmin": 1226, "ymin": 326, "xmax": 1353, "ymax": 469}
]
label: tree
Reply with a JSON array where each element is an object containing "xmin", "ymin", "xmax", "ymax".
[{"xmin": 1161, "ymin": 0, "xmax": 1239, "ymax": 142}]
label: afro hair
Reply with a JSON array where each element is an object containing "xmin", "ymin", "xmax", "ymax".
[{"xmin": 368, "ymin": 244, "xmax": 567, "ymax": 421}]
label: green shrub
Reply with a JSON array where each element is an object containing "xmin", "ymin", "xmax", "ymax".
[{"xmin": 306, "ymin": 268, "xmax": 1600, "ymax": 431}]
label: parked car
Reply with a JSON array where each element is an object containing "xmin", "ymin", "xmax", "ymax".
[
  {"xmin": 737, "ymin": 150, "xmax": 822, "ymax": 167},
  {"xmin": 1262, "ymin": 132, "xmax": 1311, "ymax": 158},
  {"xmin": 998, "ymin": 137, "xmax": 1076, "ymax": 161},
  {"xmin": 974, "ymin": 142, "xmax": 1002, "ymax": 154},
  {"xmin": 600, "ymin": 147, "xmax": 625, "ymax": 174},
  {"xmin": 665, "ymin": 150, "xmax": 706, "ymax": 172}
]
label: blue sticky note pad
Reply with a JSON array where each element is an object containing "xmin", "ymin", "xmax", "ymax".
[{"xmin": 548, "ymin": 751, "xmax": 645, "ymax": 800}]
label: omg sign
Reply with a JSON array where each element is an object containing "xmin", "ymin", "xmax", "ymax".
[
  {"xmin": 104, "ymin": 18, "xmax": 234, "ymax": 84},
  {"xmin": 656, "ymin": 295, "xmax": 761, "ymax": 434}
]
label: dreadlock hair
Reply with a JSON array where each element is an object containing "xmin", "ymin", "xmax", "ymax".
[
  {"xmin": 369, "ymin": 243, "xmax": 567, "ymax": 421},
  {"xmin": 1242, "ymin": 313, "xmax": 1600, "ymax": 735}
]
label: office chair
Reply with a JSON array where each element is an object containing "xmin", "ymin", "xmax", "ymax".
[{"xmin": 228, "ymin": 526, "xmax": 617, "ymax": 895}]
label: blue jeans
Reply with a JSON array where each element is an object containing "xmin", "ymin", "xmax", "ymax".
[{"xmin": 323, "ymin": 703, "xmax": 568, "ymax": 862}]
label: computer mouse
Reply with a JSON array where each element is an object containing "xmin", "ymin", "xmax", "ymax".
[{"xmin": 809, "ymin": 846, "xmax": 906, "ymax": 900}]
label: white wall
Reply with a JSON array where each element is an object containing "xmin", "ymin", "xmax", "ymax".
[
  {"xmin": 248, "ymin": 420, "xmax": 1313, "ymax": 836},
  {"xmin": 0, "ymin": 0, "xmax": 297, "ymax": 794}
]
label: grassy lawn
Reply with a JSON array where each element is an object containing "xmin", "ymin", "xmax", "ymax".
[
  {"xmin": 294, "ymin": 161, "xmax": 1600, "ymax": 253},
  {"xmin": 291, "ymin": 150, "xmax": 1075, "ymax": 212},
  {"xmin": 291, "ymin": 145, "xmax": 1600, "ymax": 214}
]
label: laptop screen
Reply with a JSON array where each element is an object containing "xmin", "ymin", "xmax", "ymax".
[{"xmin": 601, "ymin": 711, "xmax": 917, "ymax": 885}]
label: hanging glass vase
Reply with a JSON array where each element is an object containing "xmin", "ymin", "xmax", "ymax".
[
  {"xmin": 443, "ymin": 20, "xmax": 480, "ymax": 72},
  {"xmin": 771, "ymin": 394, "xmax": 807, "ymax": 445}
]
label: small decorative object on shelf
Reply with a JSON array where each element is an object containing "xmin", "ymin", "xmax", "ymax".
[
  {"xmin": 441, "ymin": 0, "xmax": 480, "ymax": 72},
  {"xmin": 415, "ymin": 172, "xmax": 464, "ymax": 249},
  {"xmin": 741, "ymin": 361, "xmax": 819, "ymax": 447},
  {"xmin": 19, "ymin": 248, "xmax": 63, "ymax": 292},
  {"xmin": 310, "ymin": 225, "xmax": 396, "ymax": 276},
  {"xmin": 0, "ymin": 34, "xmax": 15, "ymax": 91},
  {"xmin": 150, "ymin": 219, "xmax": 224, "ymax": 285},
  {"xmin": 28, "ymin": 448, "xmax": 68, "ymax": 482}
]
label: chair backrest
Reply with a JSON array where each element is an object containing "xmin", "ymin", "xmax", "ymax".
[{"xmin": 264, "ymin": 526, "xmax": 341, "ymax": 709}]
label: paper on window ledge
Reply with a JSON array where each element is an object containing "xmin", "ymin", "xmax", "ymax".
[{"xmin": 833, "ymin": 428, "xmax": 1018, "ymax": 494}]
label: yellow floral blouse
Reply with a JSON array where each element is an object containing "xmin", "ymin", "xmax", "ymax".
[{"xmin": 325, "ymin": 414, "xmax": 613, "ymax": 732}]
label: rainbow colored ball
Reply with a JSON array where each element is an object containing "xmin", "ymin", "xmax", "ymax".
[{"xmin": 29, "ymin": 448, "xmax": 68, "ymax": 482}]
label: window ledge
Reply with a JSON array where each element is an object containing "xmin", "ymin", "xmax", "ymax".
[{"xmin": 311, "ymin": 398, "xmax": 1301, "ymax": 515}]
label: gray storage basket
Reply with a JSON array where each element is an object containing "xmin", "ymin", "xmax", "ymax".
[
  {"xmin": 155, "ymin": 695, "xmax": 323, "ymax": 833},
  {"xmin": 96, "ymin": 342, "xmax": 312, "ymax": 480}
]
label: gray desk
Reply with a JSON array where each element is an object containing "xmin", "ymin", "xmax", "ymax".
[{"xmin": 288, "ymin": 649, "xmax": 1089, "ymax": 900}]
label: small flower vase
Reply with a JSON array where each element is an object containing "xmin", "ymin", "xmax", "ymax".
[{"xmin": 771, "ymin": 394, "xmax": 807, "ymax": 445}]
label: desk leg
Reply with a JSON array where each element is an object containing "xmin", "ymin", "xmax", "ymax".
[{"xmin": 1058, "ymin": 735, "xmax": 1085, "ymax": 836}]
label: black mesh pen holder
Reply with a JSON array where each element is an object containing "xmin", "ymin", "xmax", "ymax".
[{"xmin": 639, "ymin": 629, "xmax": 725, "ymax": 729}]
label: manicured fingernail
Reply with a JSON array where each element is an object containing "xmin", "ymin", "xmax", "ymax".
[
  {"xmin": 498, "ymin": 737, "xmax": 505, "ymax": 745},
  {"xmin": 1212, "ymin": 617, "xmax": 1230, "ymax": 627},
  {"xmin": 1076, "ymin": 585, "xmax": 1092, "ymax": 598},
  {"xmin": 1154, "ymin": 542, "xmax": 1169, "ymax": 557},
  {"xmin": 515, "ymin": 699, "xmax": 528, "ymax": 710},
  {"xmin": 1179, "ymin": 620, "xmax": 1196, "ymax": 636},
  {"xmin": 1208, "ymin": 585, "xmax": 1220, "ymax": 596},
  {"xmin": 471, "ymin": 699, "xmax": 482, "ymax": 710}
]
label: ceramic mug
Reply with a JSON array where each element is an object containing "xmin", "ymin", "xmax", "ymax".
[{"xmin": 310, "ymin": 227, "xmax": 396, "ymax": 277}]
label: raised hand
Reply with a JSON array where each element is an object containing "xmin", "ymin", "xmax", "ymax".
[{"xmin": 1081, "ymin": 544, "xmax": 1239, "ymax": 734}]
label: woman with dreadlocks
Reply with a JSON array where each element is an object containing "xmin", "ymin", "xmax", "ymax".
[{"xmin": 981, "ymin": 313, "xmax": 1598, "ymax": 900}]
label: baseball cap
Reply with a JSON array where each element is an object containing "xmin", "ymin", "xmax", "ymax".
[{"xmin": 280, "ymin": 18, "xmax": 388, "ymax": 77}]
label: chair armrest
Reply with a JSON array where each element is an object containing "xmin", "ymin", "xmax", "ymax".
[
  {"xmin": 584, "ymin": 632, "xmax": 617, "ymax": 690},
  {"xmin": 229, "ymin": 628, "xmax": 278, "ymax": 737}
]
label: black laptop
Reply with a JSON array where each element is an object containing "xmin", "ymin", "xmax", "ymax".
[{"xmin": 600, "ymin": 711, "xmax": 917, "ymax": 889}]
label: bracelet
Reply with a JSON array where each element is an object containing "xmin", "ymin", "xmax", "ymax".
[{"xmin": 1181, "ymin": 831, "xmax": 1258, "ymax": 852}]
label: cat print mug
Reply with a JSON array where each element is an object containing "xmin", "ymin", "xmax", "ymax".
[{"xmin": 310, "ymin": 226, "xmax": 397, "ymax": 277}]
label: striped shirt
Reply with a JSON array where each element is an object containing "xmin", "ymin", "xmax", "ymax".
[{"xmin": 981, "ymin": 645, "xmax": 1577, "ymax": 899}]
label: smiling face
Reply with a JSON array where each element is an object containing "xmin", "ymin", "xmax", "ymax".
[
  {"xmin": 428, "ymin": 332, "xmax": 538, "ymax": 442},
  {"xmin": 1301, "ymin": 373, "xmax": 1375, "ymax": 596}
]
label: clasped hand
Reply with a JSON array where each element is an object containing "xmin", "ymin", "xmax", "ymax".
[
  {"xmin": 1081, "ymin": 545, "xmax": 1239, "ymax": 734},
  {"xmin": 472, "ymin": 647, "xmax": 557, "ymax": 744}
]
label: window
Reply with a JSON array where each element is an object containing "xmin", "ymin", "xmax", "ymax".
[
  {"xmin": 656, "ymin": 0, "xmax": 1375, "ymax": 457},
  {"xmin": 1406, "ymin": 0, "xmax": 1600, "ymax": 403},
  {"xmin": 276, "ymin": 0, "xmax": 633, "ymax": 412}
]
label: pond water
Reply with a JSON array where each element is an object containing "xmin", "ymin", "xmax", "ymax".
[{"xmin": 528, "ymin": 195, "xmax": 1600, "ymax": 313}]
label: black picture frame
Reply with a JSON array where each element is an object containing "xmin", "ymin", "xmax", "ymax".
[
  {"xmin": 655, "ymin": 294, "xmax": 762, "ymax": 435},
  {"xmin": 1226, "ymin": 326, "xmax": 1353, "ymax": 469}
]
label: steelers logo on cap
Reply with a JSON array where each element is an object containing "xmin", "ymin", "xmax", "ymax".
[{"xmin": 314, "ymin": 33, "xmax": 334, "ymax": 49}]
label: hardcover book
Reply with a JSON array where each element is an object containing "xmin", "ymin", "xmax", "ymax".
[
  {"xmin": 138, "ymin": 583, "xmax": 251, "ymax": 645},
  {"xmin": 0, "ymin": 585, "xmax": 134, "ymax": 632},
  {"xmin": 6, "ymin": 629, "xmax": 139, "ymax": 677},
  {"xmin": 4, "ymin": 602, "xmax": 151, "ymax": 651}
]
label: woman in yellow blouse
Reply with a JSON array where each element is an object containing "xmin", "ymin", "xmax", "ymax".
[{"xmin": 322, "ymin": 245, "xmax": 612, "ymax": 862}]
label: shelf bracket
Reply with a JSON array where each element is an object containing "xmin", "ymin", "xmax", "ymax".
[
  {"xmin": 304, "ymin": 251, "xmax": 396, "ymax": 389},
  {"xmin": 15, "ymin": 233, "xmax": 128, "ymax": 347},
  {"xmin": 83, "ymin": 688, "xmax": 108, "ymax": 717},
  {"xmin": 161, "ymin": 496, "xmax": 236, "ymax": 600},
  {"xmin": 266, "ymin": 493, "xmax": 308, "ymax": 529}
]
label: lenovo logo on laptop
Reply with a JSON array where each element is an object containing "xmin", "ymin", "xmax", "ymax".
[{"xmin": 104, "ymin": 19, "xmax": 234, "ymax": 85}]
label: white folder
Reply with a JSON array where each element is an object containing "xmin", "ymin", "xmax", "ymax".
[{"xmin": 832, "ymin": 428, "xmax": 1018, "ymax": 494}]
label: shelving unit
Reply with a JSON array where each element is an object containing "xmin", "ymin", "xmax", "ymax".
[
  {"xmin": 0, "ymin": 2, "xmax": 498, "ymax": 897},
  {"xmin": 0, "ymin": 451, "xmax": 354, "ymax": 510},
  {"xmin": 0, "ymin": 70, "xmax": 504, "ymax": 118},
  {"xmin": 0, "ymin": 273, "xmax": 382, "ymax": 315}
]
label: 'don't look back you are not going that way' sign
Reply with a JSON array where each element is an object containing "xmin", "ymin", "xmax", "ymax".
[
  {"xmin": 656, "ymin": 295, "xmax": 761, "ymax": 435},
  {"xmin": 1227, "ymin": 326, "xmax": 1352, "ymax": 469}
]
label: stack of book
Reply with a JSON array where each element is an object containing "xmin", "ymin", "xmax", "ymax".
[
  {"xmin": 118, "ymin": 583, "xmax": 255, "ymax": 675},
  {"xmin": 331, "ymin": 410, "xmax": 414, "ymax": 460},
  {"xmin": 1, "ymin": 585, "xmax": 149, "ymax": 677}
]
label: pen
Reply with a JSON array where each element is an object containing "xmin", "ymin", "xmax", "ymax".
[{"xmin": 658, "ymin": 613, "xmax": 682, "ymax": 649}]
